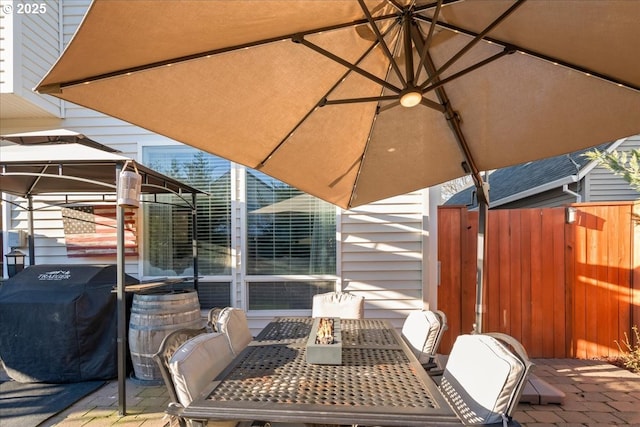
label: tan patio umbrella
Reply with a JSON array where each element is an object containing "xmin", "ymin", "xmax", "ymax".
[
  {"xmin": 36, "ymin": 0, "xmax": 640, "ymax": 209},
  {"xmin": 35, "ymin": 0, "xmax": 640, "ymax": 346}
]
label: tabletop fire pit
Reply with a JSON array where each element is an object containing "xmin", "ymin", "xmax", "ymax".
[{"xmin": 306, "ymin": 317, "xmax": 342, "ymax": 365}]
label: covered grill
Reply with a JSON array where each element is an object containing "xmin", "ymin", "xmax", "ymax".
[{"xmin": 0, "ymin": 264, "xmax": 137, "ymax": 383}]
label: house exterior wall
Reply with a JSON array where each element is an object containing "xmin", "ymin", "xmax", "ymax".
[
  {"xmin": 584, "ymin": 135, "xmax": 640, "ymax": 202},
  {"xmin": 1, "ymin": 3, "xmax": 17, "ymax": 93},
  {"xmin": 1, "ymin": 0, "xmax": 435, "ymax": 331},
  {"xmin": 340, "ymin": 193, "xmax": 427, "ymax": 329},
  {"xmin": 489, "ymin": 136, "xmax": 638, "ymax": 210},
  {"xmin": 0, "ymin": 0, "xmax": 62, "ymax": 119}
]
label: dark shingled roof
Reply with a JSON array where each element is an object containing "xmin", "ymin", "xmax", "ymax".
[{"xmin": 444, "ymin": 143, "xmax": 611, "ymax": 207}]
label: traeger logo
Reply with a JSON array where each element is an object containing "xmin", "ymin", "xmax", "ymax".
[{"xmin": 38, "ymin": 270, "xmax": 71, "ymax": 281}]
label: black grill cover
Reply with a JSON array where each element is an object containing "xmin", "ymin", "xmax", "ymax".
[{"xmin": 0, "ymin": 264, "xmax": 137, "ymax": 383}]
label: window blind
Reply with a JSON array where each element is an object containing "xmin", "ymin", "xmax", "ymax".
[{"xmin": 142, "ymin": 147, "xmax": 231, "ymax": 276}]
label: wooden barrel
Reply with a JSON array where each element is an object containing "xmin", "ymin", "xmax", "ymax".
[{"xmin": 128, "ymin": 290, "xmax": 202, "ymax": 382}]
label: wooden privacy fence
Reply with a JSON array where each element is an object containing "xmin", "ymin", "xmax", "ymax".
[{"xmin": 438, "ymin": 201, "xmax": 639, "ymax": 359}]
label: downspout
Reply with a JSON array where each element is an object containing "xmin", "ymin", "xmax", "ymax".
[
  {"xmin": 563, "ymin": 154, "xmax": 582, "ymax": 202},
  {"xmin": 562, "ymin": 183, "xmax": 581, "ymax": 203}
]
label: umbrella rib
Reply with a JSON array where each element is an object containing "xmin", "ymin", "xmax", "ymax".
[
  {"xmin": 402, "ymin": 13, "xmax": 415, "ymax": 86},
  {"xmin": 257, "ymin": 39, "xmax": 384, "ymax": 170},
  {"xmin": 410, "ymin": 24, "xmax": 488, "ymax": 203},
  {"xmin": 414, "ymin": 0, "xmax": 443, "ymax": 83},
  {"xmin": 37, "ymin": 13, "xmax": 400, "ymax": 92},
  {"xmin": 421, "ymin": 46, "xmax": 516, "ymax": 94},
  {"xmin": 323, "ymin": 95, "xmax": 399, "ymax": 105},
  {"xmin": 357, "ymin": 0, "xmax": 406, "ymax": 87},
  {"xmin": 294, "ymin": 36, "xmax": 402, "ymax": 93},
  {"xmin": 415, "ymin": 8, "xmax": 640, "ymax": 92},
  {"xmin": 418, "ymin": 97, "xmax": 447, "ymax": 112},
  {"xmin": 413, "ymin": 0, "xmax": 467, "ymax": 13},
  {"xmin": 385, "ymin": 0, "xmax": 404, "ymax": 12},
  {"xmin": 418, "ymin": 0, "xmax": 527, "ymax": 90},
  {"xmin": 322, "ymin": 94, "xmax": 445, "ymax": 114},
  {"xmin": 377, "ymin": 100, "xmax": 401, "ymax": 113}
]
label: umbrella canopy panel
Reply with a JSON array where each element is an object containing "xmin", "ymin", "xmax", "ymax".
[{"xmin": 36, "ymin": 0, "xmax": 640, "ymax": 209}]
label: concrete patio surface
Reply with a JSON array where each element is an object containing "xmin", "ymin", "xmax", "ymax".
[{"xmin": 33, "ymin": 359, "xmax": 640, "ymax": 426}]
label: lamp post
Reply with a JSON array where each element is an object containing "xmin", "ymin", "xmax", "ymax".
[{"xmin": 5, "ymin": 249, "xmax": 26, "ymax": 278}]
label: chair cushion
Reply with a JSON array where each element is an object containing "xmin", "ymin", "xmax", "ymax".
[
  {"xmin": 311, "ymin": 292, "xmax": 364, "ymax": 319},
  {"xmin": 216, "ymin": 307, "xmax": 252, "ymax": 356},
  {"xmin": 439, "ymin": 334, "xmax": 525, "ymax": 425},
  {"xmin": 169, "ymin": 332, "xmax": 235, "ymax": 407},
  {"xmin": 401, "ymin": 310, "xmax": 441, "ymax": 363}
]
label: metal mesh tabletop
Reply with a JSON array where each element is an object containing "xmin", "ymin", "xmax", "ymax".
[
  {"xmin": 210, "ymin": 345, "xmax": 436, "ymax": 407},
  {"xmin": 184, "ymin": 318, "xmax": 460, "ymax": 426},
  {"xmin": 255, "ymin": 317, "xmax": 400, "ymax": 348}
]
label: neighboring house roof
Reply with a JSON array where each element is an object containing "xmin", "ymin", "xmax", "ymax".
[{"xmin": 444, "ymin": 142, "xmax": 613, "ymax": 207}]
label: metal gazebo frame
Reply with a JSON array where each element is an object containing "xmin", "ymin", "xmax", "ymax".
[{"xmin": 0, "ymin": 130, "xmax": 205, "ymax": 415}]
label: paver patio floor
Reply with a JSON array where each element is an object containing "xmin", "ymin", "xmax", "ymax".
[{"xmin": 23, "ymin": 359, "xmax": 640, "ymax": 426}]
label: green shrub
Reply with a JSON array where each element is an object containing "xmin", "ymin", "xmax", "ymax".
[{"xmin": 615, "ymin": 325, "xmax": 640, "ymax": 374}]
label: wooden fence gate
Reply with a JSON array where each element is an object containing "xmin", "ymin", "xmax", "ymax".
[{"xmin": 438, "ymin": 202, "xmax": 639, "ymax": 359}]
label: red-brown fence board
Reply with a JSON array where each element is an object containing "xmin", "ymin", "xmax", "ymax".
[
  {"xmin": 552, "ymin": 208, "xmax": 567, "ymax": 358},
  {"xmin": 438, "ymin": 202, "xmax": 637, "ymax": 359},
  {"xmin": 632, "ymin": 203, "xmax": 638, "ymax": 328},
  {"xmin": 520, "ymin": 210, "xmax": 534, "ymax": 354},
  {"xmin": 572, "ymin": 208, "xmax": 588, "ymax": 358},
  {"xmin": 437, "ymin": 207, "xmax": 461, "ymax": 353},
  {"xmin": 528, "ymin": 209, "xmax": 545, "ymax": 356}
]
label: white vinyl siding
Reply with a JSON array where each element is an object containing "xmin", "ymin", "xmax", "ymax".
[
  {"xmin": 61, "ymin": 1, "xmax": 90, "ymax": 45},
  {"xmin": 13, "ymin": 0, "xmax": 61, "ymax": 114},
  {"xmin": 340, "ymin": 192, "xmax": 425, "ymax": 328},
  {"xmin": 0, "ymin": 3, "xmax": 14, "ymax": 91}
]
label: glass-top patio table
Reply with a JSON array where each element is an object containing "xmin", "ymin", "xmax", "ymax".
[{"xmin": 180, "ymin": 317, "xmax": 462, "ymax": 426}]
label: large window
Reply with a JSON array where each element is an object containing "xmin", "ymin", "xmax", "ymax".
[
  {"xmin": 246, "ymin": 171, "xmax": 336, "ymax": 275},
  {"xmin": 246, "ymin": 171, "xmax": 336, "ymax": 310},
  {"xmin": 141, "ymin": 146, "xmax": 337, "ymax": 311},
  {"xmin": 142, "ymin": 147, "xmax": 231, "ymax": 277}
]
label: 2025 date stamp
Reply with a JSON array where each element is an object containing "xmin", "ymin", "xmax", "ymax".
[{"xmin": 2, "ymin": 2, "xmax": 48, "ymax": 15}]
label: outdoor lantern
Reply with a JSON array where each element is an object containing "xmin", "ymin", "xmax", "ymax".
[
  {"xmin": 5, "ymin": 249, "xmax": 26, "ymax": 278},
  {"xmin": 117, "ymin": 162, "xmax": 142, "ymax": 208}
]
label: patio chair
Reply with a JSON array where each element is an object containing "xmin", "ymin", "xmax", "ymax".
[
  {"xmin": 215, "ymin": 307, "xmax": 253, "ymax": 356},
  {"xmin": 152, "ymin": 327, "xmax": 208, "ymax": 427},
  {"xmin": 163, "ymin": 330, "xmax": 247, "ymax": 427},
  {"xmin": 438, "ymin": 332, "xmax": 533, "ymax": 426},
  {"xmin": 401, "ymin": 309, "xmax": 448, "ymax": 371},
  {"xmin": 311, "ymin": 291, "xmax": 364, "ymax": 319},
  {"xmin": 153, "ymin": 329, "xmax": 305, "ymax": 427}
]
